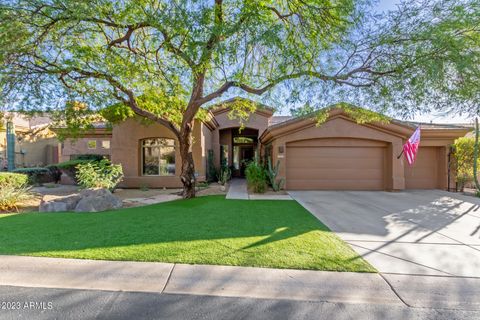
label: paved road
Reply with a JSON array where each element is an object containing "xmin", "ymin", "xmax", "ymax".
[
  {"xmin": 289, "ymin": 190, "xmax": 480, "ymax": 276},
  {"xmin": 0, "ymin": 285, "xmax": 478, "ymax": 320}
]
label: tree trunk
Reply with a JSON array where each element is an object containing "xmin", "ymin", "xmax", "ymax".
[
  {"xmin": 179, "ymin": 124, "xmax": 196, "ymax": 199},
  {"xmin": 474, "ymin": 118, "xmax": 480, "ymax": 195}
]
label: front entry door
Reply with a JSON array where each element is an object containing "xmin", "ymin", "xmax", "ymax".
[{"xmin": 239, "ymin": 146, "xmax": 254, "ymax": 176}]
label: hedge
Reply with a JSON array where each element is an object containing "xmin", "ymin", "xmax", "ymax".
[
  {"xmin": 12, "ymin": 167, "xmax": 61, "ymax": 185},
  {"xmin": 50, "ymin": 159, "xmax": 93, "ymax": 183}
]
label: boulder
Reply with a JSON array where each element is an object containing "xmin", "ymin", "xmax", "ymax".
[
  {"xmin": 74, "ymin": 189, "xmax": 123, "ymax": 212},
  {"xmin": 39, "ymin": 200, "xmax": 68, "ymax": 212},
  {"xmin": 39, "ymin": 194, "xmax": 81, "ymax": 212},
  {"xmin": 38, "ymin": 188, "xmax": 122, "ymax": 213}
]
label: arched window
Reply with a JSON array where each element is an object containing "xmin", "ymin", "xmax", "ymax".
[{"xmin": 141, "ymin": 138, "xmax": 176, "ymax": 176}]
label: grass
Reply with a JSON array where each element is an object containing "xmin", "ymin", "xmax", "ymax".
[{"xmin": 0, "ymin": 195, "xmax": 375, "ymax": 272}]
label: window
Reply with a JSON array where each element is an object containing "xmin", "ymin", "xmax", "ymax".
[
  {"xmin": 87, "ymin": 140, "xmax": 97, "ymax": 149},
  {"xmin": 102, "ymin": 140, "xmax": 110, "ymax": 149},
  {"xmin": 141, "ymin": 138, "xmax": 175, "ymax": 176},
  {"xmin": 233, "ymin": 137, "xmax": 254, "ymax": 144}
]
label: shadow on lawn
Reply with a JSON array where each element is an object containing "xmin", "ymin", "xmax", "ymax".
[{"xmin": 0, "ymin": 196, "xmax": 326, "ymax": 256}]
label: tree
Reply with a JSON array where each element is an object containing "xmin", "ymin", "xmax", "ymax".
[{"xmin": 1, "ymin": 0, "xmax": 479, "ymax": 198}]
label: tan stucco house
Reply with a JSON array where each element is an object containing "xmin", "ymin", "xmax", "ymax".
[
  {"xmin": 1, "ymin": 113, "xmax": 59, "ymax": 168},
  {"xmin": 61, "ymin": 99, "xmax": 472, "ymax": 191}
]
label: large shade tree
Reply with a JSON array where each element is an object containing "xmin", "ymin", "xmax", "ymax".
[{"xmin": 1, "ymin": 0, "xmax": 479, "ymax": 198}]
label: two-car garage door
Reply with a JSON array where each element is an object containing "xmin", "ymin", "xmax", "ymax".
[
  {"xmin": 286, "ymin": 139, "xmax": 386, "ymax": 190},
  {"xmin": 286, "ymin": 139, "xmax": 443, "ymax": 190}
]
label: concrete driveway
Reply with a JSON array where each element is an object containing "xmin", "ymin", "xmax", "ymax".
[{"xmin": 289, "ymin": 190, "xmax": 480, "ymax": 277}]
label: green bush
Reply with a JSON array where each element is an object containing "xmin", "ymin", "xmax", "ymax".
[
  {"xmin": 452, "ymin": 137, "xmax": 478, "ymax": 191},
  {"xmin": 217, "ymin": 166, "xmax": 231, "ymax": 185},
  {"xmin": 0, "ymin": 172, "xmax": 29, "ymax": 188},
  {"xmin": 71, "ymin": 154, "xmax": 106, "ymax": 161},
  {"xmin": 76, "ymin": 159, "xmax": 123, "ymax": 192},
  {"xmin": 206, "ymin": 149, "xmax": 216, "ymax": 183},
  {"xmin": 12, "ymin": 167, "xmax": 61, "ymax": 185},
  {"xmin": 0, "ymin": 183, "xmax": 33, "ymax": 212},
  {"xmin": 245, "ymin": 161, "xmax": 267, "ymax": 193},
  {"xmin": 51, "ymin": 159, "xmax": 92, "ymax": 183}
]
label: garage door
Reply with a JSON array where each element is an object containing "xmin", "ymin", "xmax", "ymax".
[
  {"xmin": 286, "ymin": 139, "xmax": 386, "ymax": 190},
  {"xmin": 405, "ymin": 147, "xmax": 440, "ymax": 189}
]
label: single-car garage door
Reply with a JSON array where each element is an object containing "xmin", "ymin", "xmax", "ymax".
[
  {"xmin": 405, "ymin": 147, "xmax": 442, "ymax": 189},
  {"xmin": 286, "ymin": 138, "xmax": 386, "ymax": 190}
]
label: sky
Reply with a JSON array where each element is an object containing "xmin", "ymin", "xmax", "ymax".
[{"xmin": 374, "ymin": 0, "xmax": 473, "ymax": 124}]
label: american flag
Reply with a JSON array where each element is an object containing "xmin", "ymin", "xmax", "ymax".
[{"xmin": 403, "ymin": 127, "xmax": 421, "ymax": 165}]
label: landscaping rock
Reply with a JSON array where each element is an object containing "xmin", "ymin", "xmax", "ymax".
[
  {"xmin": 39, "ymin": 194, "xmax": 81, "ymax": 212},
  {"xmin": 39, "ymin": 200, "xmax": 68, "ymax": 212},
  {"xmin": 74, "ymin": 189, "xmax": 123, "ymax": 213},
  {"xmin": 38, "ymin": 188, "xmax": 122, "ymax": 213}
]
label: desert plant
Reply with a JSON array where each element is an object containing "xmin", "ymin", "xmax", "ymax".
[
  {"xmin": 206, "ymin": 149, "xmax": 216, "ymax": 183},
  {"xmin": 245, "ymin": 161, "xmax": 267, "ymax": 193},
  {"xmin": 0, "ymin": 173, "xmax": 33, "ymax": 212},
  {"xmin": 0, "ymin": 184, "xmax": 34, "ymax": 212},
  {"xmin": 217, "ymin": 166, "xmax": 231, "ymax": 186},
  {"xmin": 76, "ymin": 159, "xmax": 123, "ymax": 192},
  {"xmin": 0, "ymin": 172, "xmax": 28, "ymax": 188},
  {"xmin": 266, "ymin": 157, "xmax": 285, "ymax": 192}
]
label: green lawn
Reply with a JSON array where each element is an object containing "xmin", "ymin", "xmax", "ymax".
[{"xmin": 0, "ymin": 195, "xmax": 374, "ymax": 272}]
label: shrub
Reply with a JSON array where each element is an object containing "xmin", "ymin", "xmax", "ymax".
[
  {"xmin": 245, "ymin": 161, "xmax": 267, "ymax": 193},
  {"xmin": 452, "ymin": 137, "xmax": 478, "ymax": 191},
  {"xmin": 0, "ymin": 172, "xmax": 28, "ymax": 188},
  {"xmin": 217, "ymin": 166, "xmax": 231, "ymax": 185},
  {"xmin": 76, "ymin": 159, "xmax": 123, "ymax": 192},
  {"xmin": 51, "ymin": 159, "xmax": 92, "ymax": 183},
  {"xmin": 0, "ymin": 184, "xmax": 34, "ymax": 212},
  {"xmin": 12, "ymin": 167, "xmax": 61, "ymax": 185},
  {"xmin": 206, "ymin": 149, "xmax": 216, "ymax": 183},
  {"xmin": 71, "ymin": 154, "xmax": 106, "ymax": 161}
]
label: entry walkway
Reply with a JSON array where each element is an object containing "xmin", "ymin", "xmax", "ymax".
[
  {"xmin": 226, "ymin": 178, "xmax": 292, "ymax": 200},
  {"xmin": 226, "ymin": 178, "xmax": 249, "ymax": 200}
]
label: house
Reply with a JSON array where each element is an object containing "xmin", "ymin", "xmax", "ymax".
[
  {"xmin": 60, "ymin": 98, "xmax": 472, "ymax": 190},
  {"xmin": 58, "ymin": 123, "xmax": 112, "ymax": 162},
  {"xmin": 0, "ymin": 113, "xmax": 59, "ymax": 169}
]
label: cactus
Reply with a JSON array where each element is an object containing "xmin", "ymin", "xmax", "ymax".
[
  {"xmin": 267, "ymin": 156, "xmax": 285, "ymax": 192},
  {"xmin": 217, "ymin": 166, "xmax": 231, "ymax": 186}
]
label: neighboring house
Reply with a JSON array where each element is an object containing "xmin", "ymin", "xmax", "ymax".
[
  {"xmin": 59, "ymin": 124, "xmax": 112, "ymax": 162},
  {"xmin": 0, "ymin": 113, "xmax": 60, "ymax": 169},
  {"xmin": 59, "ymin": 98, "xmax": 472, "ymax": 190}
]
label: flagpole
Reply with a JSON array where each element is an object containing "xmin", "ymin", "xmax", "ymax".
[{"xmin": 398, "ymin": 125, "xmax": 421, "ymax": 161}]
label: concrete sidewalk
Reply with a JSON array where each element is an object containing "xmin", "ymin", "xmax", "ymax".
[{"xmin": 1, "ymin": 255, "xmax": 480, "ymax": 310}]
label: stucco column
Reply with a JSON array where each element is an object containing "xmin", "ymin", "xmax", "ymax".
[{"xmin": 391, "ymin": 139, "xmax": 405, "ymax": 190}]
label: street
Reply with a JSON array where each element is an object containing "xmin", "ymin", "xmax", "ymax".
[{"xmin": 0, "ymin": 285, "xmax": 479, "ymax": 320}]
